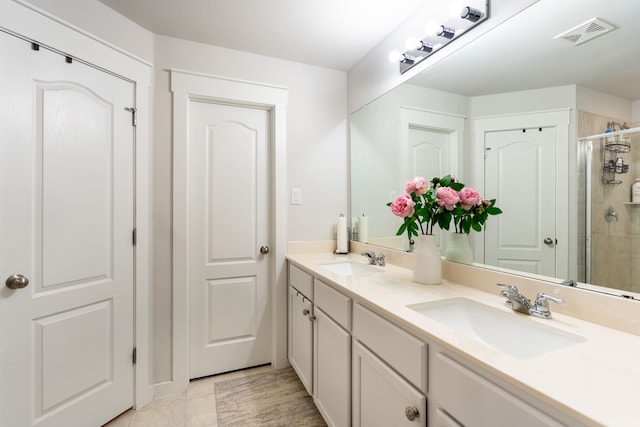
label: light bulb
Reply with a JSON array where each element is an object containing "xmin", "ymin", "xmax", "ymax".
[
  {"xmin": 425, "ymin": 20, "xmax": 440, "ymax": 36},
  {"xmin": 388, "ymin": 50, "xmax": 403, "ymax": 63},
  {"xmin": 448, "ymin": 1, "xmax": 464, "ymax": 18},
  {"xmin": 405, "ymin": 36, "xmax": 421, "ymax": 50}
]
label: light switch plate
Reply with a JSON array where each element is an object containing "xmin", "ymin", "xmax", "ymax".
[{"xmin": 291, "ymin": 188, "xmax": 301, "ymax": 205}]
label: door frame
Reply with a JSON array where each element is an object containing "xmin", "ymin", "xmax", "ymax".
[
  {"xmin": 0, "ymin": 1, "xmax": 153, "ymax": 409},
  {"xmin": 170, "ymin": 70, "xmax": 288, "ymax": 394},
  {"xmin": 472, "ymin": 109, "xmax": 571, "ymax": 279}
]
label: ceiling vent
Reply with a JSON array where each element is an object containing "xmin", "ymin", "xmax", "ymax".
[{"xmin": 554, "ymin": 17, "xmax": 616, "ymax": 46}]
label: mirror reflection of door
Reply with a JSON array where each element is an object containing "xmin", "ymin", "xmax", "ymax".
[
  {"xmin": 405, "ymin": 127, "xmax": 450, "ymax": 251},
  {"xmin": 484, "ymin": 127, "xmax": 557, "ymax": 276},
  {"xmin": 399, "ymin": 108, "xmax": 464, "ymax": 252}
]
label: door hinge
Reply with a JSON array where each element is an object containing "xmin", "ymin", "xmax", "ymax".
[
  {"xmin": 132, "ymin": 228, "xmax": 137, "ymax": 246},
  {"xmin": 132, "ymin": 347, "xmax": 137, "ymax": 365},
  {"xmin": 125, "ymin": 107, "xmax": 137, "ymax": 127}
]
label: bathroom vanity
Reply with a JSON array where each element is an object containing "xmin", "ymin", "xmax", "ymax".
[{"xmin": 286, "ymin": 251, "xmax": 640, "ymax": 427}]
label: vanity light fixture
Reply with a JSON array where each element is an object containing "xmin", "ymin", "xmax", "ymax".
[
  {"xmin": 438, "ymin": 26, "xmax": 456, "ymax": 39},
  {"xmin": 388, "ymin": 50, "xmax": 416, "ymax": 65},
  {"xmin": 390, "ymin": 0, "xmax": 489, "ymax": 74},
  {"xmin": 461, "ymin": 6, "xmax": 483, "ymax": 22}
]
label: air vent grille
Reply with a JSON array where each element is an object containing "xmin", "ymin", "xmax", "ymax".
[{"xmin": 554, "ymin": 18, "xmax": 616, "ymax": 46}]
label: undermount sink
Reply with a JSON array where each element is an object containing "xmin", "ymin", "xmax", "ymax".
[
  {"xmin": 318, "ymin": 261, "xmax": 382, "ymax": 276},
  {"xmin": 408, "ymin": 298, "xmax": 585, "ymax": 358}
]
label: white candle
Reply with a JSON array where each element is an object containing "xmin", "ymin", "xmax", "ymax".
[{"xmin": 358, "ymin": 215, "xmax": 369, "ymax": 243}]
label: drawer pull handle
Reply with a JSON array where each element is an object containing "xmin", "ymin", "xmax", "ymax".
[
  {"xmin": 303, "ymin": 308, "xmax": 310, "ymax": 316},
  {"xmin": 405, "ymin": 406, "xmax": 419, "ymax": 421}
]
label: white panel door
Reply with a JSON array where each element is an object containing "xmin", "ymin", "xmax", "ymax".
[
  {"xmin": 0, "ymin": 33, "xmax": 134, "ymax": 426},
  {"xmin": 484, "ymin": 127, "xmax": 556, "ymax": 276},
  {"xmin": 405, "ymin": 126, "xmax": 451, "ymax": 251},
  {"xmin": 189, "ymin": 100, "xmax": 271, "ymax": 378}
]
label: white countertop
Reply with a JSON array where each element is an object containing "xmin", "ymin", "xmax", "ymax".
[{"xmin": 287, "ymin": 252, "xmax": 640, "ymax": 427}]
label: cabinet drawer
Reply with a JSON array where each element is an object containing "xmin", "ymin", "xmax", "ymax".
[
  {"xmin": 353, "ymin": 303, "xmax": 427, "ymax": 394},
  {"xmin": 289, "ymin": 263, "xmax": 313, "ymax": 299},
  {"xmin": 315, "ymin": 279, "xmax": 351, "ymax": 331},
  {"xmin": 432, "ymin": 351, "xmax": 565, "ymax": 427}
]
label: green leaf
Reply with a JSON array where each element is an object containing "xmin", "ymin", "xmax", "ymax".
[
  {"xmin": 486, "ymin": 207, "xmax": 502, "ymax": 215},
  {"xmin": 450, "ymin": 182, "xmax": 464, "ymax": 191}
]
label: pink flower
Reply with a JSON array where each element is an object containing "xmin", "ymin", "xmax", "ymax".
[
  {"xmin": 390, "ymin": 194, "xmax": 415, "ymax": 217},
  {"xmin": 459, "ymin": 187, "xmax": 482, "ymax": 210},
  {"xmin": 405, "ymin": 177, "xmax": 428, "ymax": 195},
  {"xmin": 436, "ymin": 186, "xmax": 460, "ymax": 211}
]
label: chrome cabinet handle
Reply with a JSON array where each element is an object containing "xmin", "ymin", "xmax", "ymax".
[
  {"xmin": 303, "ymin": 308, "xmax": 310, "ymax": 316},
  {"xmin": 260, "ymin": 245, "xmax": 269, "ymax": 254},
  {"xmin": 405, "ymin": 406, "xmax": 419, "ymax": 421},
  {"xmin": 5, "ymin": 274, "xmax": 29, "ymax": 289},
  {"xmin": 544, "ymin": 237, "xmax": 554, "ymax": 245}
]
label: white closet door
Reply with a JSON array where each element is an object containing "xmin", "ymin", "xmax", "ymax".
[
  {"xmin": 0, "ymin": 33, "xmax": 135, "ymax": 426},
  {"xmin": 484, "ymin": 127, "xmax": 557, "ymax": 276},
  {"xmin": 188, "ymin": 100, "xmax": 272, "ymax": 378}
]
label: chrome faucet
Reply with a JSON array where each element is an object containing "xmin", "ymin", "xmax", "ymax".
[
  {"xmin": 362, "ymin": 251, "xmax": 385, "ymax": 266},
  {"xmin": 496, "ymin": 284, "xmax": 563, "ymax": 319}
]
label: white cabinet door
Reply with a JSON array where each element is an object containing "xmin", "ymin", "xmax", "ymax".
[
  {"xmin": 353, "ymin": 341, "xmax": 426, "ymax": 427},
  {"xmin": 314, "ymin": 308, "xmax": 351, "ymax": 427},
  {"xmin": 288, "ymin": 286, "xmax": 313, "ymax": 394}
]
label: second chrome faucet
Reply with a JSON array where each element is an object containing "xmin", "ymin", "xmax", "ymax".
[{"xmin": 497, "ymin": 283, "xmax": 564, "ymax": 319}]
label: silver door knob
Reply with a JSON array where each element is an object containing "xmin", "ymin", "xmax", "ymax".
[
  {"xmin": 544, "ymin": 237, "xmax": 554, "ymax": 245},
  {"xmin": 260, "ymin": 245, "xmax": 269, "ymax": 254},
  {"xmin": 6, "ymin": 274, "xmax": 29, "ymax": 289},
  {"xmin": 405, "ymin": 406, "xmax": 419, "ymax": 421}
]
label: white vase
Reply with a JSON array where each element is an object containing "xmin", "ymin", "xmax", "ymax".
[
  {"xmin": 412, "ymin": 234, "xmax": 441, "ymax": 285},
  {"xmin": 445, "ymin": 233, "xmax": 473, "ymax": 265}
]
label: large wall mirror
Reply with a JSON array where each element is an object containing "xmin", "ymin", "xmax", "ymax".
[{"xmin": 351, "ymin": 0, "xmax": 640, "ymax": 298}]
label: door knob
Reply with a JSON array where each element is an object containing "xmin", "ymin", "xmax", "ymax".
[
  {"xmin": 260, "ymin": 245, "xmax": 270, "ymax": 254},
  {"xmin": 404, "ymin": 406, "xmax": 420, "ymax": 421},
  {"xmin": 5, "ymin": 274, "xmax": 29, "ymax": 289},
  {"xmin": 543, "ymin": 237, "xmax": 554, "ymax": 245}
]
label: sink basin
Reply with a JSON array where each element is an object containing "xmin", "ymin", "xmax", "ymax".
[
  {"xmin": 408, "ymin": 298, "xmax": 585, "ymax": 358},
  {"xmin": 318, "ymin": 261, "xmax": 382, "ymax": 276}
]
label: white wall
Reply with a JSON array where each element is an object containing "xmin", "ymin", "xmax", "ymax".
[
  {"xmin": 23, "ymin": 0, "xmax": 153, "ymax": 63},
  {"xmin": 577, "ymin": 86, "xmax": 632, "ymax": 122}
]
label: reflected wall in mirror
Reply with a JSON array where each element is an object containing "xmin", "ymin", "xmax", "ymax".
[{"xmin": 350, "ymin": 0, "xmax": 640, "ymax": 297}]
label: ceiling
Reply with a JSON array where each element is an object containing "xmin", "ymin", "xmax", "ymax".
[
  {"xmin": 409, "ymin": 0, "xmax": 640, "ymax": 100},
  {"xmin": 96, "ymin": 0, "xmax": 639, "ymax": 100},
  {"xmin": 97, "ymin": 0, "xmax": 425, "ymax": 71}
]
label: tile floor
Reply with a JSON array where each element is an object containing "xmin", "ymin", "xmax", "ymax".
[{"xmin": 103, "ymin": 365, "xmax": 274, "ymax": 427}]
